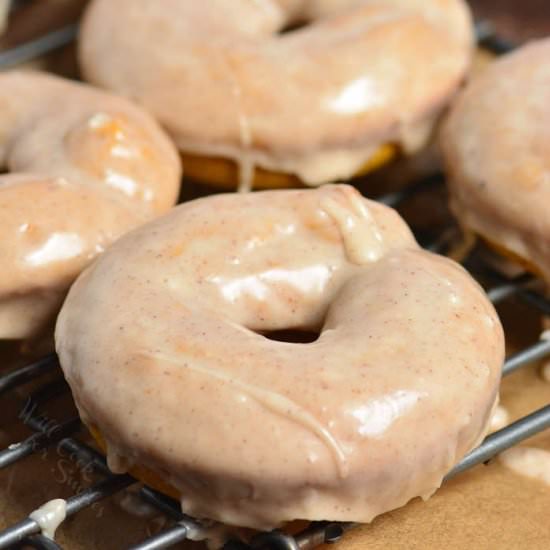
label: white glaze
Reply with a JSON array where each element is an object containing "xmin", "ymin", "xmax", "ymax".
[
  {"xmin": 489, "ymin": 404, "xmax": 509, "ymax": 433},
  {"xmin": 29, "ymin": 499, "xmax": 67, "ymax": 540},
  {"xmin": 80, "ymin": 0, "xmax": 474, "ymax": 185},
  {"xmin": 56, "ymin": 185, "xmax": 503, "ymax": 529},
  {"xmin": 443, "ymin": 39, "xmax": 550, "ymax": 284},
  {"xmin": 0, "ymin": 71, "xmax": 181, "ymax": 339}
]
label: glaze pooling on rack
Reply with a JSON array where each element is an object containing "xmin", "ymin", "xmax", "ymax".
[
  {"xmin": 488, "ymin": 403, "xmax": 509, "ymax": 432},
  {"xmin": 28, "ymin": 500, "xmax": 66, "ymax": 541}
]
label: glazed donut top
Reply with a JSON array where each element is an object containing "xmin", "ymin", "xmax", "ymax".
[
  {"xmin": 56, "ymin": 185, "xmax": 503, "ymax": 529},
  {"xmin": 0, "ymin": 71, "xmax": 181, "ymax": 338},
  {"xmin": 442, "ymin": 39, "xmax": 550, "ymax": 282},
  {"xmin": 79, "ymin": 0, "xmax": 474, "ymax": 185}
]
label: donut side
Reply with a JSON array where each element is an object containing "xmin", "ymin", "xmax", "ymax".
[{"xmin": 442, "ymin": 39, "xmax": 550, "ymax": 283}]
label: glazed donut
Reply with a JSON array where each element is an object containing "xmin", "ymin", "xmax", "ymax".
[
  {"xmin": 79, "ymin": 0, "xmax": 474, "ymax": 190},
  {"xmin": 0, "ymin": 71, "xmax": 181, "ymax": 339},
  {"xmin": 56, "ymin": 184, "xmax": 503, "ymax": 529},
  {"xmin": 442, "ymin": 39, "xmax": 550, "ymax": 282}
]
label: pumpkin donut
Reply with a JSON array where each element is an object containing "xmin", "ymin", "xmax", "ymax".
[
  {"xmin": 56, "ymin": 185, "xmax": 503, "ymax": 529},
  {"xmin": 79, "ymin": 0, "xmax": 474, "ymax": 190},
  {"xmin": 442, "ymin": 39, "xmax": 550, "ymax": 283},
  {"xmin": 0, "ymin": 71, "xmax": 181, "ymax": 338}
]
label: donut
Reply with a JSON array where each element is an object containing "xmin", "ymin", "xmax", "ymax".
[
  {"xmin": 442, "ymin": 39, "xmax": 550, "ymax": 283},
  {"xmin": 0, "ymin": 71, "xmax": 181, "ymax": 339},
  {"xmin": 78, "ymin": 0, "xmax": 474, "ymax": 190},
  {"xmin": 56, "ymin": 184, "xmax": 503, "ymax": 529}
]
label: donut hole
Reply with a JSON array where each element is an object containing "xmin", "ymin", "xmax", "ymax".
[
  {"xmin": 260, "ymin": 328, "xmax": 320, "ymax": 344},
  {"xmin": 278, "ymin": 18, "xmax": 311, "ymax": 35}
]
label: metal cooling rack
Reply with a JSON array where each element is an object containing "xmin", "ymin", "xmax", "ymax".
[
  {"xmin": 0, "ymin": 0, "xmax": 78, "ymax": 68},
  {"xmin": 1, "ymin": 12, "xmax": 550, "ymax": 550}
]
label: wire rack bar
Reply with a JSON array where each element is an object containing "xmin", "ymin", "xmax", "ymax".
[
  {"xmin": 249, "ymin": 531, "xmax": 300, "ymax": 550},
  {"xmin": 445, "ymin": 404, "xmax": 550, "ymax": 479},
  {"xmin": 375, "ymin": 174, "xmax": 443, "ymax": 208},
  {"xmin": 0, "ymin": 23, "xmax": 77, "ymax": 68},
  {"xmin": 295, "ymin": 522, "xmax": 355, "ymax": 549},
  {"xmin": 503, "ymin": 338, "xmax": 550, "ymax": 376},
  {"xmin": 137, "ymin": 488, "xmax": 182, "ymax": 521},
  {"xmin": 516, "ymin": 288, "xmax": 550, "ymax": 316},
  {"xmin": 487, "ymin": 279, "xmax": 529, "ymax": 304},
  {"xmin": 0, "ymin": 417, "xmax": 80, "ymax": 469},
  {"xmin": 0, "ymin": 354, "xmax": 58, "ymax": 396},
  {"xmin": 474, "ymin": 21, "xmax": 516, "ymax": 54},
  {"xmin": 128, "ymin": 525, "xmax": 189, "ymax": 550},
  {"xmin": 0, "ymin": 474, "xmax": 135, "ymax": 549},
  {"xmin": 20, "ymin": 534, "xmax": 62, "ymax": 550}
]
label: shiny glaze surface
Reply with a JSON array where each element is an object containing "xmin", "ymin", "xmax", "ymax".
[
  {"xmin": 442, "ymin": 39, "xmax": 550, "ymax": 283},
  {"xmin": 0, "ymin": 71, "xmax": 181, "ymax": 338},
  {"xmin": 79, "ymin": 0, "xmax": 474, "ymax": 185},
  {"xmin": 56, "ymin": 185, "xmax": 504, "ymax": 529}
]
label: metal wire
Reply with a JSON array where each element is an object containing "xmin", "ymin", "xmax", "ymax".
[
  {"xmin": 0, "ymin": 475, "xmax": 135, "ymax": 548},
  {"xmin": 0, "ymin": 354, "xmax": 58, "ymax": 396},
  {"xmin": 503, "ymin": 338, "xmax": 550, "ymax": 376},
  {"xmin": 0, "ymin": 12, "xmax": 548, "ymax": 550},
  {"xmin": 127, "ymin": 525, "xmax": 190, "ymax": 550},
  {"xmin": 445, "ymin": 404, "xmax": 550, "ymax": 480},
  {"xmin": 0, "ymin": 417, "xmax": 80, "ymax": 469},
  {"xmin": 18, "ymin": 534, "xmax": 62, "ymax": 550},
  {"xmin": 0, "ymin": 24, "xmax": 78, "ymax": 68}
]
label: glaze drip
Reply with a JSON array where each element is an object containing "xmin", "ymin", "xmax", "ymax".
[
  {"xmin": 321, "ymin": 187, "xmax": 384, "ymax": 264},
  {"xmin": 223, "ymin": 53, "xmax": 254, "ymax": 193},
  {"xmin": 150, "ymin": 351, "xmax": 349, "ymax": 478},
  {"xmin": 29, "ymin": 499, "xmax": 67, "ymax": 540}
]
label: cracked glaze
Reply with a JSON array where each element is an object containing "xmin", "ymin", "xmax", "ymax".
[
  {"xmin": 79, "ymin": 0, "xmax": 473, "ymax": 185},
  {"xmin": 442, "ymin": 39, "xmax": 550, "ymax": 283},
  {"xmin": 0, "ymin": 71, "xmax": 181, "ymax": 338},
  {"xmin": 56, "ymin": 185, "xmax": 503, "ymax": 529}
]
